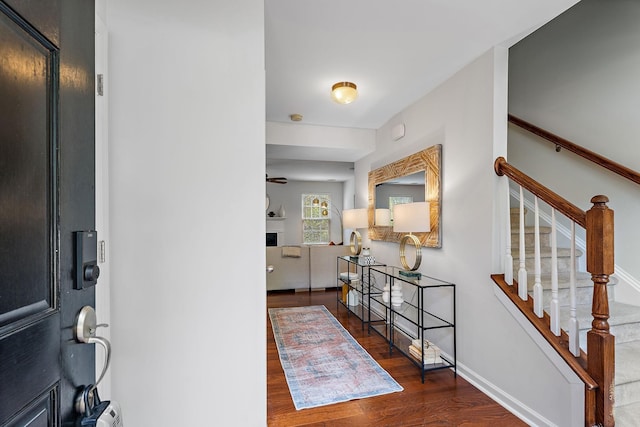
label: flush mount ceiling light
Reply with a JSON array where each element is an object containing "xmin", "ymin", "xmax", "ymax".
[{"xmin": 331, "ymin": 82, "xmax": 358, "ymax": 104}]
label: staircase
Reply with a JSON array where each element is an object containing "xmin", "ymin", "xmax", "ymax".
[{"xmin": 511, "ymin": 210, "xmax": 640, "ymax": 425}]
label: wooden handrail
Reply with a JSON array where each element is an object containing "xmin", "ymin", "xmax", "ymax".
[
  {"xmin": 508, "ymin": 114, "xmax": 640, "ymax": 186},
  {"xmin": 494, "ymin": 156, "xmax": 586, "ymax": 227}
]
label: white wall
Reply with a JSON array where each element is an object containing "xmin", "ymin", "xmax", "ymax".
[
  {"xmin": 106, "ymin": 1, "xmax": 265, "ymax": 426},
  {"xmin": 356, "ymin": 49, "xmax": 583, "ymax": 426},
  {"xmin": 266, "ymin": 180, "xmax": 345, "ymax": 245},
  {"xmin": 508, "ymin": 0, "xmax": 640, "ymax": 305}
]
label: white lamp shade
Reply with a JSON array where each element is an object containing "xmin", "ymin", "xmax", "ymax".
[
  {"xmin": 393, "ymin": 202, "xmax": 430, "ymax": 233},
  {"xmin": 343, "ymin": 208, "xmax": 368, "ymax": 229},
  {"xmin": 375, "ymin": 208, "xmax": 391, "ymax": 226}
]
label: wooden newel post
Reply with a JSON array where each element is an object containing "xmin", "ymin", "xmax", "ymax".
[{"xmin": 585, "ymin": 195, "xmax": 615, "ymax": 427}]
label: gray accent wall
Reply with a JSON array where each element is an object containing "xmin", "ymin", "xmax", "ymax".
[{"xmin": 508, "ymin": 0, "xmax": 640, "ymax": 302}]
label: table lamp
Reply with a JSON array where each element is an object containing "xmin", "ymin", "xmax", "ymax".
[
  {"xmin": 393, "ymin": 202, "xmax": 430, "ymax": 271},
  {"xmin": 342, "ymin": 208, "xmax": 369, "ymax": 256}
]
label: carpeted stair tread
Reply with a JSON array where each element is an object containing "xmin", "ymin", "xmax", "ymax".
[
  {"xmin": 615, "ymin": 401, "xmax": 640, "ymax": 426},
  {"xmin": 524, "ymin": 271, "xmax": 612, "ymax": 291},
  {"xmin": 615, "ymin": 341, "xmax": 640, "ymax": 409},
  {"xmin": 596, "ymin": 302, "xmax": 640, "ymax": 329},
  {"xmin": 511, "ymin": 225, "xmax": 552, "ymax": 234},
  {"xmin": 513, "ymin": 246, "xmax": 583, "ymax": 259},
  {"xmin": 616, "ymin": 341, "xmax": 640, "ymax": 385},
  {"xmin": 560, "ymin": 301, "xmax": 640, "ymax": 330}
]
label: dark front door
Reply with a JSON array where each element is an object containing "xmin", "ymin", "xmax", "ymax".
[{"xmin": 0, "ymin": 1, "xmax": 96, "ymax": 425}]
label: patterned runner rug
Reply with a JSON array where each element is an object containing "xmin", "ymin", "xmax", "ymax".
[{"xmin": 268, "ymin": 305, "xmax": 403, "ymax": 410}]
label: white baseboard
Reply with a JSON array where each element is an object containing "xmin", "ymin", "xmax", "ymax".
[
  {"xmin": 369, "ymin": 291, "xmax": 562, "ymax": 426},
  {"xmin": 454, "ymin": 359, "xmax": 557, "ymax": 427}
]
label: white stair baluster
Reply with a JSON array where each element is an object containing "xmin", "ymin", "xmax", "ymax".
[
  {"xmin": 533, "ymin": 197, "xmax": 543, "ymax": 317},
  {"xmin": 569, "ymin": 221, "xmax": 580, "ymax": 356},
  {"xmin": 505, "ymin": 180, "xmax": 513, "ymax": 285},
  {"xmin": 518, "ymin": 186, "xmax": 528, "ymax": 300},
  {"xmin": 550, "ymin": 208, "xmax": 560, "ymax": 335}
]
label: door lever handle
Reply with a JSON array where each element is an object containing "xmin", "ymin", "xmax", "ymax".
[
  {"xmin": 75, "ymin": 306, "xmax": 111, "ymax": 391},
  {"xmin": 87, "ymin": 335, "xmax": 111, "ymax": 389}
]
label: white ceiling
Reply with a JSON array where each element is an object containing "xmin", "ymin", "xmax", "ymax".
[{"xmin": 264, "ymin": 0, "xmax": 579, "ymax": 181}]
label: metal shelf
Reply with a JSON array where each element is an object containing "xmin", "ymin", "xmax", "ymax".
[
  {"xmin": 336, "ymin": 256, "xmax": 385, "ymax": 330},
  {"xmin": 369, "ymin": 265, "xmax": 457, "ymax": 382}
]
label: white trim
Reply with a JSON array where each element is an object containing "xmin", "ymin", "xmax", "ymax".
[
  {"xmin": 455, "ymin": 359, "xmax": 557, "ymax": 427},
  {"xmin": 94, "ymin": 12, "xmax": 111, "ymax": 400}
]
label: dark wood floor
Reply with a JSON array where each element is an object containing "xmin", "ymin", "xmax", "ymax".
[{"xmin": 267, "ymin": 289, "xmax": 527, "ymax": 427}]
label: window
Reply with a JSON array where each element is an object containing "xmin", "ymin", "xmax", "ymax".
[{"xmin": 302, "ymin": 194, "xmax": 330, "ymax": 245}]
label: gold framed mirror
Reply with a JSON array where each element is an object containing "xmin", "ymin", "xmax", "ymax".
[{"xmin": 368, "ymin": 144, "xmax": 442, "ymax": 247}]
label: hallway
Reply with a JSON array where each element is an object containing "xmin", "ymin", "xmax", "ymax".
[{"xmin": 267, "ymin": 290, "xmax": 526, "ymax": 426}]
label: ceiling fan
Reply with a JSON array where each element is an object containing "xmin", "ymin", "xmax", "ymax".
[{"xmin": 266, "ymin": 174, "xmax": 287, "ymax": 184}]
